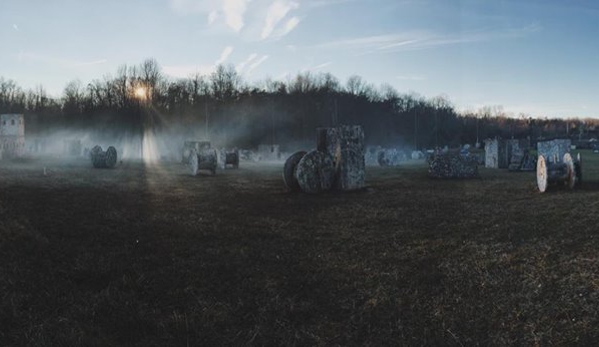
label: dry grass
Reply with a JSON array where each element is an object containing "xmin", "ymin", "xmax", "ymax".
[{"xmin": 1, "ymin": 151, "xmax": 599, "ymax": 345}]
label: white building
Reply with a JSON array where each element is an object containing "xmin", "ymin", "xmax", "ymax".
[{"xmin": 0, "ymin": 114, "xmax": 26, "ymax": 158}]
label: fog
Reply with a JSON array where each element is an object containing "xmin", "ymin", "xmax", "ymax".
[{"xmin": 17, "ymin": 118, "xmax": 313, "ymax": 167}]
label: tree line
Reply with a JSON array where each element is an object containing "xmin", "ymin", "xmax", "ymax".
[{"xmin": 1, "ymin": 58, "xmax": 597, "ymax": 150}]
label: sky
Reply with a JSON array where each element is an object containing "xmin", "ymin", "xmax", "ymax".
[{"xmin": 1, "ymin": 0, "xmax": 598, "ymax": 118}]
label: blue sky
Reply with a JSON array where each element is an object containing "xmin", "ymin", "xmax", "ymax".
[{"xmin": 1, "ymin": 0, "xmax": 598, "ymax": 118}]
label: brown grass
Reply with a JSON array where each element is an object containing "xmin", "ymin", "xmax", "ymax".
[{"xmin": 1, "ymin": 151, "xmax": 599, "ymax": 346}]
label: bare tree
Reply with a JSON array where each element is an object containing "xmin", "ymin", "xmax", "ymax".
[{"xmin": 210, "ymin": 64, "xmax": 240, "ymax": 101}]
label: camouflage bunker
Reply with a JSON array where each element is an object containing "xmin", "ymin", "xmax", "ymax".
[
  {"xmin": 284, "ymin": 125, "xmax": 365, "ymax": 193},
  {"xmin": 182, "ymin": 140, "xmax": 211, "ymax": 163},
  {"xmin": 0, "ymin": 114, "xmax": 25, "ymax": 159},
  {"xmin": 316, "ymin": 125, "xmax": 365, "ymax": 191},
  {"xmin": 537, "ymin": 139, "xmax": 572, "ymax": 164},
  {"xmin": 484, "ymin": 138, "xmax": 528, "ymax": 169},
  {"xmin": 428, "ymin": 152, "xmax": 479, "ymax": 178}
]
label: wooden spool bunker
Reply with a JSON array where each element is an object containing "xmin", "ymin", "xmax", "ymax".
[
  {"xmin": 187, "ymin": 148, "xmax": 218, "ymax": 176},
  {"xmin": 283, "ymin": 151, "xmax": 307, "ymax": 192},
  {"xmin": 536, "ymin": 153, "xmax": 582, "ymax": 193},
  {"xmin": 90, "ymin": 145, "xmax": 118, "ymax": 168},
  {"xmin": 294, "ymin": 150, "xmax": 336, "ymax": 194},
  {"xmin": 283, "ymin": 125, "xmax": 365, "ymax": 193}
]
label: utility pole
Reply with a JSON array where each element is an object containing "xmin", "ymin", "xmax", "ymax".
[
  {"xmin": 476, "ymin": 116, "xmax": 479, "ymax": 148},
  {"xmin": 435, "ymin": 109, "xmax": 438, "ymax": 147},
  {"xmin": 205, "ymin": 102, "xmax": 209, "ymax": 139},
  {"xmin": 414, "ymin": 108, "xmax": 417, "ymax": 150},
  {"xmin": 334, "ymin": 98, "xmax": 338, "ymax": 126},
  {"xmin": 271, "ymin": 97, "xmax": 275, "ymax": 145}
]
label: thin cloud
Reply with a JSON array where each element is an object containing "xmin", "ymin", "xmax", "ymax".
[
  {"xmin": 316, "ymin": 23, "xmax": 542, "ymax": 54},
  {"xmin": 163, "ymin": 64, "xmax": 214, "ymax": 78},
  {"xmin": 215, "ymin": 46, "xmax": 234, "ymax": 65},
  {"xmin": 16, "ymin": 52, "xmax": 107, "ymax": 69},
  {"xmin": 396, "ymin": 75, "xmax": 426, "ymax": 81},
  {"xmin": 247, "ymin": 55, "xmax": 269, "ymax": 74},
  {"xmin": 276, "ymin": 71, "xmax": 291, "ymax": 80},
  {"xmin": 208, "ymin": 10, "xmax": 218, "ymax": 24},
  {"xmin": 169, "ymin": 0, "xmax": 249, "ymax": 32},
  {"xmin": 236, "ymin": 53, "xmax": 258, "ymax": 73},
  {"xmin": 378, "ymin": 39, "xmax": 420, "ymax": 50},
  {"xmin": 280, "ymin": 17, "xmax": 300, "ymax": 37},
  {"xmin": 74, "ymin": 59, "xmax": 108, "ymax": 67},
  {"xmin": 165, "ymin": 45, "xmax": 235, "ymax": 78},
  {"xmin": 300, "ymin": 61, "xmax": 332, "ymax": 73},
  {"xmin": 310, "ymin": 61, "xmax": 332, "ymax": 71},
  {"xmin": 223, "ymin": 0, "xmax": 249, "ymax": 32},
  {"xmin": 315, "ymin": 32, "xmax": 429, "ymax": 49},
  {"xmin": 305, "ymin": 0, "xmax": 356, "ymax": 9},
  {"xmin": 261, "ymin": 0, "xmax": 299, "ymax": 40},
  {"xmin": 13, "ymin": 24, "xmax": 19, "ymax": 31},
  {"xmin": 169, "ymin": 0, "xmax": 211, "ymax": 15}
]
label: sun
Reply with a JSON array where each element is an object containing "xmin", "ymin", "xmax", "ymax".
[{"xmin": 134, "ymin": 86, "xmax": 147, "ymax": 100}]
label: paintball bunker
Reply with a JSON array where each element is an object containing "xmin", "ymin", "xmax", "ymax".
[
  {"xmin": 90, "ymin": 145, "xmax": 118, "ymax": 168},
  {"xmin": 537, "ymin": 139, "xmax": 571, "ymax": 163},
  {"xmin": 484, "ymin": 138, "xmax": 529, "ymax": 169},
  {"xmin": 536, "ymin": 139, "xmax": 582, "ymax": 193},
  {"xmin": 0, "ymin": 114, "xmax": 25, "ymax": 159},
  {"xmin": 428, "ymin": 152, "xmax": 479, "ymax": 178},
  {"xmin": 284, "ymin": 125, "xmax": 365, "ymax": 193},
  {"xmin": 183, "ymin": 140, "xmax": 218, "ymax": 176}
]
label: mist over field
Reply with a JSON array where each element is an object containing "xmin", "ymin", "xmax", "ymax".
[
  {"xmin": 2, "ymin": 60, "xmax": 599, "ymax": 167},
  {"xmin": 3, "ymin": 0, "xmax": 599, "ymax": 345}
]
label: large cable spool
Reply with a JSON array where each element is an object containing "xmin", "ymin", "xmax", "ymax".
[
  {"xmin": 188, "ymin": 149, "xmax": 199, "ymax": 176},
  {"xmin": 536, "ymin": 153, "xmax": 581, "ymax": 193},
  {"xmin": 294, "ymin": 150, "xmax": 335, "ymax": 194},
  {"xmin": 536, "ymin": 155, "xmax": 548, "ymax": 193},
  {"xmin": 187, "ymin": 148, "xmax": 217, "ymax": 176},
  {"xmin": 283, "ymin": 151, "xmax": 307, "ymax": 192}
]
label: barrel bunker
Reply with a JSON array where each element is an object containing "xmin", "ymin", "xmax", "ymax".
[{"xmin": 283, "ymin": 125, "xmax": 365, "ymax": 194}]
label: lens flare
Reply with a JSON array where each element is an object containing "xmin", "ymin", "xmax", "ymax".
[{"xmin": 134, "ymin": 86, "xmax": 147, "ymax": 100}]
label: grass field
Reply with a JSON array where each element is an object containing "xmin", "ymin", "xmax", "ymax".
[{"xmin": 2, "ymin": 151, "xmax": 599, "ymax": 345}]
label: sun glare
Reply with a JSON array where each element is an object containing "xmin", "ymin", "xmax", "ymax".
[{"xmin": 134, "ymin": 86, "xmax": 147, "ymax": 100}]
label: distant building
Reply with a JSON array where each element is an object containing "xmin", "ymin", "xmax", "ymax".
[{"xmin": 0, "ymin": 114, "xmax": 25, "ymax": 159}]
